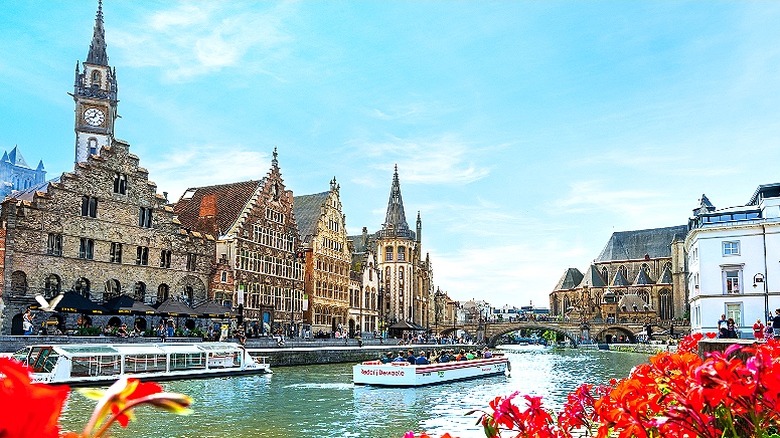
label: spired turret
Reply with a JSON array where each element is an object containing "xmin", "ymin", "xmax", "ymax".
[{"xmin": 379, "ymin": 165, "xmax": 414, "ymax": 239}]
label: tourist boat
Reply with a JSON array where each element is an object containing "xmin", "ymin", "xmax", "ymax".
[
  {"xmin": 352, "ymin": 355, "xmax": 510, "ymax": 387},
  {"xmin": 10, "ymin": 342, "xmax": 271, "ymax": 386}
]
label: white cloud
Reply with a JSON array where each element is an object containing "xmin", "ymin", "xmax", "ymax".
[
  {"xmin": 145, "ymin": 144, "xmax": 270, "ymax": 199},
  {"xmin": 351, "ymin": 134, "xmax": 491, "ymax": 185},
  {"xmin": 111, "ymin": 3, "xmax": 293, "ymax": 81}
]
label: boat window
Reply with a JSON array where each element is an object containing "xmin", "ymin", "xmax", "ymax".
[
  {"xmin": 207, "ymin": 351, "xmax": 240, "ymax": 368},
  {"xmin": 31, "ymin": 348, "xmax": 59, "ymax": 373},
  {"xmin": 71, "ymin": 355, "xmax": 122, "ymax": 377},
  {"xmin": 11, "ymin": 348, "xmax": 30, "ymax": 365},
  {"xmin": 171, "ymin": 353, "xmax": 206, "ymax": 371},
  {"xmin": 124, "ymin": 354, "xmax": 167, "ymax": 373}
]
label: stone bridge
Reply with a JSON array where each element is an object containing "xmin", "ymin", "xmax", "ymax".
[{"xmin": 431, "ymin": 320, "xmax": 688, "ymax": 347}]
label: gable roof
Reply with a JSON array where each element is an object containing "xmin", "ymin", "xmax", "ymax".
[
  {"xmin": 554, "ymin": 268, "xmax": 583, "ymax": 291},
  {"xmin": 174, "ymin": 180, "xmax": 261, "ymax": 236},
  {"xmin": 595, "ymin": 225, "xmax": 688, "ymax": 262},
  {"xmin": 612, "ymin": 270, "xmax": 630, "ymax": 286},
  {"xmin": 634, "ymin": 269, "xmax": 655, "ymax": 285},
  {"xmin": 578, "ymin": 265, "xmax": 606, "ymax": 288},
  {"xmin": 658, "ymin": 265, "xmax": 673, "ymax": 284},
  {"xmin": 293, "ymin": 192, "xmax": 330, "ymax": 242}
]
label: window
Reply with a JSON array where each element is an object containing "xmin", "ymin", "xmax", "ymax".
[
  {"xmin": 44, "ymin": 274, "xmax": 61, "ymax": 298},
  {"xmin": 385, "ymin": 246, "xmax": 393, "ymax": 261},
  {"xmin": 78, "ymin": 238, "xmax": 94, "ymax": 259},
  {"xmin": 75, "ymin": 277, "xmax": 90, "ymax": 298},
  {"xmin": 113, "ymin": 173, "xmax": 127, "ymax": 195},
  {"xmin": 104, "ymin": 279, "xmax": 121, "ymax": 301},
  {"xmin": 725, "ymin": 303, "xmax": 743, "ymax": 328},
  {"xmin": 186, "ymin": 253, "xmax": 197, "ymax": 271},
  {"xmin": 723, "ymin": 241, "xmax": 740, "ymax": 256},
  {"xmin": 157, "ymin": 284, "xmax": 170, "ymax": 303},
  {"xmin": 139, "ymin": 207, "xmax": 153, "ymax": 228},
  {"xmin": 46, "ymin": 233, "xmax": 62, "ymax": 256},
  {"xmin": 221, "ymin": 271, "xmax": 228, "ymax": 283},
  {"xmin": 110, "ymin": 242, "xmax": 122, "ymax": 263},
  {"xmin": 398, "ymin": 246, "xmax": 406, "ymax": 261},
  {"xmin": 91, "ymin": 70, "xmax": 101, "ymax": 85},
  {"xmin": 136, "ymin": 246, "xmax": 149, "ymax": 266},
  {"xmin": 160, "ymin": 250, "xmax": 171, "ymax": 268},
  {"xmin": 81, "ymin": 196, "xmax": 98, "ymax": 218},
  {"xmin": 724, "ymin": 269, "xmax": 741, "ymax": 294},
  {"xmin": 88, "ymin": 138, "xmax": 98, "ymax": 156},
  {"xmin": 134, "ymin": 282, "xmax": 146, "ymax": 302}
]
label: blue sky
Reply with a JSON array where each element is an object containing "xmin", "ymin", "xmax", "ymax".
[{"xmin": 2, "ymin": 1, "xmax": 780, "ymax": 309}]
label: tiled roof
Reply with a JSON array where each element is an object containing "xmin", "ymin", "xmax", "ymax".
[
  {"xmin": 173, "ymin": 180, "xmax": 261, "ymax": 235},
  {"xmin": 612, "ymin": 270, "xmax": 630, "ymax": 286},
  {"xmin": 595, "ymin": 225, "xmax": 688, "ymax": 262},
  {"xmin": 634, "ymin": 269, "xmax": 655, "ymax": 285},
  {"xmin": 293, "ymin": 192, "xmax": 329, "ymax": 241},
  {"xmin": 12, "ymin": 177, "xmax": 60, "ymax": 202},
  {"xmin": 658, "ymin": 266, "xmax": 673, "ymax": 284},
  {"xmin": 554, "ymin": 268, "xmax": 583, "ymax": 291}
]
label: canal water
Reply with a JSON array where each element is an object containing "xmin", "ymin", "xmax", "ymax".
[{"xmin": 58, "ymin": 346, "xmax": 649, "ymax": 438}]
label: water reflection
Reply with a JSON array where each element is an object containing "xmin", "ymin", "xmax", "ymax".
[{"xmin": 58, "ymin": 347, "xmax": 648, "ymax": 438}]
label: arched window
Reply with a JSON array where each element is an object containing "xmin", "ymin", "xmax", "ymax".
[
  {"xmin": 88, "ymin": 138, "xmax": 98, "ymax": 156},
  {"xmin": 11, "ymin": 271, "xmax": 28, "ymax": 295},
  {"xmin": 75, "ymin": 277, "xmax": 90, "ymax": 298},
  {"xmin": 601, "ymin": 267, "xmax": 608, "ymax": 283},
  {"xmin": 637, "ymin": 290, "xmax": 650, "ymax": 306},
  {"xmin": 618, "ymin": 265, "xmax": 628, "ymax": 279},
  {"xmin": 398, "ymin": 246, "xmax": 406, "ymax": 262},
  {"xmin": 184, "ymin": 286, "xmax": 194, "ymax": 306},
  {"xmin": 368, "ymin": 263, "xmax": 373, "ymax": 281},
  {"xmin": 157, "ymin": 284, "xmax": 170, "ymax": 303},
  {"xmin": 385, "ymin": 246, "xmax": 393, "ymax": 261},
  {"xmin": 134, "ymin": 282, "xmax": 146, "ymax": 302},
  {"xmin": 113, "ymin": 173, "xmax": 127, "ymax": 195},
  {"xmin": 91, "ymin": 70, "xmax": 101, "ymax": 86},
  {"xmin": 104, "ymin": 279, "xmax": 121, "ymax": 302},
  {"xmin": 44, "ymin": 274, "xmax": 61, "ymax": 298},
  {"xmin": 221, "ymin": 271, "xmax": 227, "ymax": 283},
  {"xmin": 659, "ymin": 289, "xmax": 672, "ymax": 320}
]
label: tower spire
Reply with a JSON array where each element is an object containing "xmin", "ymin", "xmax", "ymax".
[
  {"xmin": 381, "ymin": 164, "xmax": 411, "ymax": 236},
  {"xmin": 86, "ymin": 0, "xmax": 109, "ymax": 65}
]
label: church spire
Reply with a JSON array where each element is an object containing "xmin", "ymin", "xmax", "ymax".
[
  {"xmin": 381, "ymin": 164, "xmax": 411, "ymax": 237},
  {"xmin": 86, "ymin": 0, "xmax": 109, "ymax": 66}
]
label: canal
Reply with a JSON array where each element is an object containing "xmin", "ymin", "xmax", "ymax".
[{"xmin": 58, "ymin": 346, "xmax": 649, "ymax": 437}]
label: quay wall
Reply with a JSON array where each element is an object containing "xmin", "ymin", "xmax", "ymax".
[{"xmin": 606, "ymin": 343, "xmax": 676, "ymax": 355}]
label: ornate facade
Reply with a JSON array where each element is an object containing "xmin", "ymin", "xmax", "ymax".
[
  {"xmin": 293, "ymin": 179, "xmax": 352, "ymax": 335},
  {"xmin": 347, "ymin": 166, "xmax": 433, "ymax": 333},
  {"xmin": 549, "ymin": 225, "xmax": 688, "ymax": 324},
  {"xmin": 348, "ymin": 228, "xmax": 380, "ymax": 336},
  {"xmin": 0, "ymin": 2, "xmax": 213, "ymax": 335},
  {"xmin": 174, "ymin": 150, "xmax": 305, "ymax": 335}
]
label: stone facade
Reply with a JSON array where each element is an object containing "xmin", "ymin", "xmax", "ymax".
[
  {"xmin": 174, "ymin": 150, "xmax": 305, "ymax": 335},
  {"xmin": 549, "ymin": 225, "xmax": 689, "ymax": 324},
  {"xmin": 0, "ymin": 139, "xmax": 215, "ymax": 334},
  {"xmin": 348, "ymin": 233, "xmax": 380, "ymax": 336},
  {"xmin": 293, "ymin": 179, "xmax": 352, "ymax": 336}
]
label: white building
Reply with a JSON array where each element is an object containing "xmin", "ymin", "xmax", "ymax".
[{"xmin": 687, "ymin": 184, "xmax": 780, "ymax": 338}]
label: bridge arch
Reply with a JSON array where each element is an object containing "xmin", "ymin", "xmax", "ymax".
[
  {"xmin": 593, "ymin": 325, "xmax": 637, "ymax": 343},
  {"xmin": 486, "ymin": 323, "xmax": 579, "ymax": 348}
]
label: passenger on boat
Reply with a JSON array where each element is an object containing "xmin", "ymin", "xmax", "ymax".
[
  {"xmin": 415, "ymin": 351, "xmax": 430, "ymax": 365},
  {"xmin": 392, "ymin": 352, "xmax": 406, "ymax": 362},
  {"xmin": 466, "ymin": 351, "xmax": 476, "ymax": 360},
  {"xmin": 483, "ymin": 347, "xmax": 493, "ymax": 358},
  {"xmin": 438, "ymin": 350, "xmax": 451, "ymax": 363},
  {"xmin": 455, "ymin": 349, "xmax": 467, "ymax": 361},
  {"xmin": 406, "ymin": 350, "xmax": 417, "ymax": 364},
  {"xmin": 380, "ymin": 352, "xmax": 393, "ymax": 364}
]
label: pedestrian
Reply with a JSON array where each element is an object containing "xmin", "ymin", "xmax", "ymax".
[
  {"xmin": 157, "ymin": 321, "xmax": 166, "ymax": 342},
  {"xmin": 773, "ymin": 309, "xmax": 780, "ymax": 338},
  {"xmin": 753, "ymin": 319, "xmax": 765, "ymax": 341},
  {"xmin": 717, "ymin": 314, "xmax": 727, "ymax": 338},
  {"xmin": 725, "ymin": 318, "xmax": 738, "ymax": 339},
  {"xmin": 22, "ymin": 308, "xmax": 34, "ymax": 335}
]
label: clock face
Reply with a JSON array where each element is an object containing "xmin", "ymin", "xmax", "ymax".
[{"xmin": 83, "ymin": 107, "xmax": 106, "ymax": 127}]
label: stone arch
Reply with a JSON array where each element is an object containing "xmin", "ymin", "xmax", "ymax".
[
  {"xmin": 44, "ymin": 273, "xmax": 62, "ymax": 298},
  {"xmin": 104, "ymin": 279, "xmax": 121, "ymax": 302},
  {"xmin": 75, "ymin": 277, "xmax": 91, "ymax": 298},
  {"xmin": 175, "ymin": 276, "xmax": 206, "ymax": 306},
  {"xmin": 486, "ymin": 323, "xmax": 579, "ymax": 347},
  {"xmin": 593, "ymin": 325, "xmax": 637, "ymax": 343}
]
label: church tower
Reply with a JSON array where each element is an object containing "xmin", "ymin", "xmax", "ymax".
[{"xmin": 73, "ymin": 0, "xmax": 118, "ymax": 164}]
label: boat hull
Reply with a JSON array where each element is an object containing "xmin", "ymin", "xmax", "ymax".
[
  {"xmin": 353, "ymin": 356, "xmax": 509, "ymax": 387},
  {"xmin": 44, "ymin": 367, "xmax": 272, "ymax": 388}
]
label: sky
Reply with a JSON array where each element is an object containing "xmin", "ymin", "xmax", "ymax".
[{"xmin": 2, "ymin": 1, "xmax": 780, "ymax": 309}]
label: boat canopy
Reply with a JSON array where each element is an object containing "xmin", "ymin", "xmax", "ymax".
[{"xmin": 45, "ymin": 342, "xmax": 244, "ymax": 357}]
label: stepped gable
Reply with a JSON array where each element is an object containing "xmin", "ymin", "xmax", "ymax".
[
  {"xmin": 577, "ymin": 265, "xmax": 607, "ymax": 288},
  {"xmin": 658, "ymin": 265, "xmax": 673, "ymax": 284},
  {"xmin": 293, "ymin": 191, "xmax": 330, "ymax": 244},
  {"xmin": 634, "ymin": 269, "xmax": 655, "ymax": 285},
  {"xmin": 174, "ymin": 180, "xmax": 261, "ymax": 236},
  {"xmin": 595, "ymin": 225, "xmax": 688, "ymax": 262},
  {"xmin": 554, "ymin": 268, "xmax": 584, "ymax": 291}
]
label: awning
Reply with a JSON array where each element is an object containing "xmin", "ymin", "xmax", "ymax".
[
  {"xmin": 194, "ymin": 301, "xmax": 234, "ymax": 318},
  {"xmin": 104, "ymin": 295, "xmax": 157, "ymax": 315},
  {"xmin": 154, "ymin": 299, "xmax": 197, "ymax": 317},
  {"xmin": 29, "ymin": 291, "xmax": 108, "ymax": 314}
]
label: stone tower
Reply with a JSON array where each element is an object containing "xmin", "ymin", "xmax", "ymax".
[{"xmin": 73, "ymin": 0, "xmax": 118, "ymax": 164}]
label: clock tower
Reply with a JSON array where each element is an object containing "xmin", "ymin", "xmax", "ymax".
[{"xmin": 73, "ymin": 0, "xmax": 118, "ymax": 164}]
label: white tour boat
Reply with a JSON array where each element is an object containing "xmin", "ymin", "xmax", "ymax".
[
  {"xmin": 11, "ymin": 342, "xmax": 271, "ymax": 386},
  {"xmin": 353, "ymin": 356, "xmax": 510, "ymax": 387}
]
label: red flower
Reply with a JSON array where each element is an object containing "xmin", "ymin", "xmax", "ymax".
[{"xmin": 0, "ymin": 358, "xmax": 70, "ymax": 438}]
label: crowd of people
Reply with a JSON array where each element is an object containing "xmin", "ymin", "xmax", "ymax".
[{"xmin": 378, "ymin": 347, "xmax": 493, "ymax": 365}]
